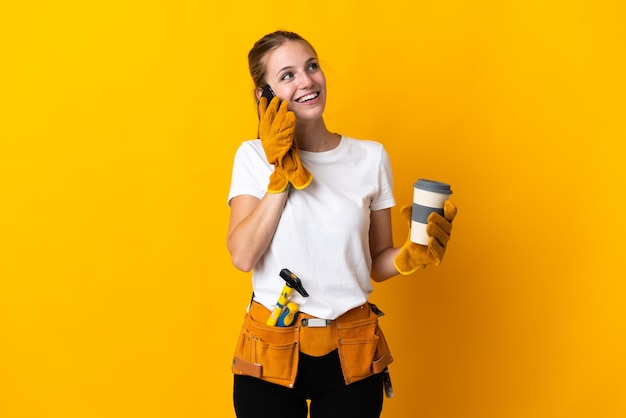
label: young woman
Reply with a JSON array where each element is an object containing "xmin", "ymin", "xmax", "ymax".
[{"xmin": 227, "ymin": 30, "xmax": 457, "ymax": 418}]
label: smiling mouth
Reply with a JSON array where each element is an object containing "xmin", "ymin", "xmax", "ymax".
[{"xmin": 296, "ymin": 92, "xmax": 319, "ymax": 103}]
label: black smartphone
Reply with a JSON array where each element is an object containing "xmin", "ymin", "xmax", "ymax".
[{"xmin": 260, "ymin": 84, "xmax": 281, "ymax": 107}]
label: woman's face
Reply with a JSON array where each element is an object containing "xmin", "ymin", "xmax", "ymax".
[{"xmin": 260, "ymin": 40, "xmax": 326, "ymax": 122}]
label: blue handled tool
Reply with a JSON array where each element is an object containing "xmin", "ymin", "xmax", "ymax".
[
  {"xmin": 277, "ymin": 302, "xmax": 300, "ymax": 327},
  {"xmin": 266, "ymin": 269, "xmax": 309, "ymax": 327}
]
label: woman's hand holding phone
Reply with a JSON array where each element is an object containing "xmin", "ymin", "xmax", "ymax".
[
  {"xmin": 258, "ymin": 85, "xmax": 313, "ymax": 193},
  {"xmin": 258, "ymin": 92, "xmax": 295, "ymax": 193}
]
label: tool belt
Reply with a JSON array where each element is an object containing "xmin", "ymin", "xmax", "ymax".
[{"xmin": 232, "ymin": 301, "xmax": 393, "ymax": 388}]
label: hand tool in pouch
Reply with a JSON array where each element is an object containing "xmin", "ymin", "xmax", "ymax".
[
  {"xmin": 266, "ymin": 268, "xmax": 309, "ymax": 327},
  {"xmin": 383, "ymin": 367, "xmax": 394, "ymax": 398}
]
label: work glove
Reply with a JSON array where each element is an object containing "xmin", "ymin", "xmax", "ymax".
[
  {"xmin": 283, "ymin": 142, "xmax": 313, "ymax": 190},
  {"xmin": 259, "ymin": 96, "xmax": 294, "ymax": 193},
  {"xmin": 258, "ymin": 97, "xmax": 312, "ymax": 193},
  {"xmin": 394, "ymin": 200, "xmax": 458, "ymax": 275}
]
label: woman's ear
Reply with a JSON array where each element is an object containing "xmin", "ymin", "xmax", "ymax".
[{"xmin": 254, "ymin": 87, "xmax": 263, "ymax": 101}]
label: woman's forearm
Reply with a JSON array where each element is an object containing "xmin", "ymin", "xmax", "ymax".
[
  {"xmin": 227, "ymin": 192, "xmax": 289, "ymax": 272},
  {"xmin": 371, "ymin": 247, "xmax": 402, "ymax": 282}
]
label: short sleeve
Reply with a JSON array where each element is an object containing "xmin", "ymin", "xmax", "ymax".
[
  {"xmin": 227, "ymin": 140, "xmax": 271, "ymax": 205},
  {"xmin": 370, "ymin": 145, "xmax": 396, "ymax": 211}
]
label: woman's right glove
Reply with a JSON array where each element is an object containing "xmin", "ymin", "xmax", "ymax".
[
  {"xmin": 259, "ymin": 97, "xmax": 312, "ymax": 193},
  {"xmin": 394, "ymin": 200, "xmax": 458, "ymax": 275},
  {"xmin": 282, "ymin": 142, "xmax": 314, "ymax": 190}
]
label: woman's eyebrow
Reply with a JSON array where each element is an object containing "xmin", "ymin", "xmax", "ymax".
[
  {"xmin": 275, "ymin": 58, "xmax": 317, "ymax": 76},
  {"xmin": 275, "ymin": 66, "xmax": 293, "ymax": 76}
]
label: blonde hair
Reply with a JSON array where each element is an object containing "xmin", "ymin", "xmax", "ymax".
[{"xmin": 248, "ymin": 31, "xmax": 318, "ymax": 89}]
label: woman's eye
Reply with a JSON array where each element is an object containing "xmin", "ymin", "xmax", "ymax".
[
  {"xmin": 307, "ymin": 62, "xmax": 319, "ymax": 72},
  {"xmin": 281, "ymin": 72, "xmax": 294, "ymax": 81}
]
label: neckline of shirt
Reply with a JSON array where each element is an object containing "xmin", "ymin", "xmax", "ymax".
[{"xmin": 299, "ymin": 135, "xmax": 347, "ymax": 162}]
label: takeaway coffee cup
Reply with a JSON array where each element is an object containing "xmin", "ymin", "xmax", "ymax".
[{"xmin": 410, "ymin": 179, "xmax": 453, "ymax": 245}]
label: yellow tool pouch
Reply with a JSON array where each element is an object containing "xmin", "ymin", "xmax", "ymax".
[
  {"xmin": 336, "ymin": 306, "xmax": 393, "ymax": 384},
  {"xmin": 232, "ymin": 301, "xmax": 393, "ymax": 388},
  {"xmin": 232, "ymin": 307, "xmax": 300, "ymax": 388}
]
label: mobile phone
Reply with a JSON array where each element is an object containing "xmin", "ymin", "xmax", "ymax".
[{"xmin": 260, "ymin": 84, "xmax": 281, "ymax": 107}]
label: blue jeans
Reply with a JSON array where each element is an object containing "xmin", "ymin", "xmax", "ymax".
[{"xmin": 233, "ymin": 349, "xmax": 384, "ymax": 418}]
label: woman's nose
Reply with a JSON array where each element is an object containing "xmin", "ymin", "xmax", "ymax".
[{"xmin": 298, "ymin": 73, "xmax": 314, "ymax": 89}]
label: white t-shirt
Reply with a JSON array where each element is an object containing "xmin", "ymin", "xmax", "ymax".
[{"xmin": 227, "ymin": 136, "xmax": 396, "ymax": 319}]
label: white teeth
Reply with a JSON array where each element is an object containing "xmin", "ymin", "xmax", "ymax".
[{"xmin": 297, "ymin": 93, "xmax": 318, "ymax": 103}]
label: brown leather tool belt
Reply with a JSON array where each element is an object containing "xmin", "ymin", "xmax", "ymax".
[{"xmin": 232, "ymin": 301, "xmax": 393, "ymax": 388}]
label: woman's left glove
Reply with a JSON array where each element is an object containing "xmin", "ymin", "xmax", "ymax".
[{"xmin": 394, "ymin": 200, "xmax": 458, "ymax": 275}]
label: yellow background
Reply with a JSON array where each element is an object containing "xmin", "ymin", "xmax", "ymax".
[{"xmin": 2, "ymin": 1, "xmax": 625, "ymax": 417}]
